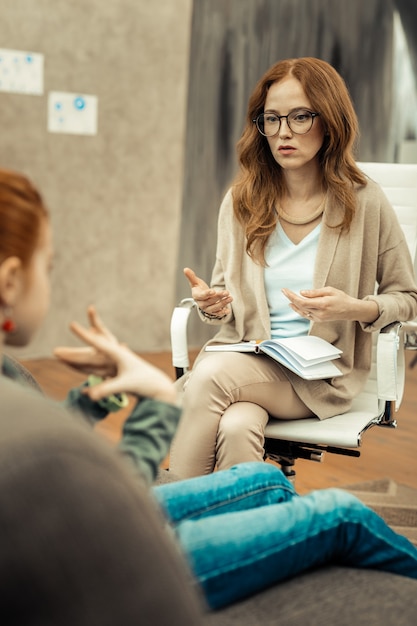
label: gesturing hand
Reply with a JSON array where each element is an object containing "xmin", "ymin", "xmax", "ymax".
[
  {"xmin": 54, "ymin": 306, "xmax": 177, "ymax": 405},
  {"xmin": 184, "ymin": 267, "xmax": 232, "ymax": 318},
  {"xmin": 54, "ymin": 306, "xmax": 119, "ymax": 378},
  {"xmin": 281, "ymin": 287, "xmax": 379, "ymax": 324}
]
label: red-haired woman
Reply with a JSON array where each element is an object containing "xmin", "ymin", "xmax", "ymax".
[{"xmin": 169, "ymin": 57, "xmax": 417, "ymax": 478}]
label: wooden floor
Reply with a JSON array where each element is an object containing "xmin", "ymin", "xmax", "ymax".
[{"xmin": 21, "ymin": 350, "xmax": 417, "ymax": 495}]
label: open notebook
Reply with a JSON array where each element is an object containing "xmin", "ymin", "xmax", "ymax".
[{"xmin": 205, "ymin": 335, "xmax": 342, "ymax": 380}]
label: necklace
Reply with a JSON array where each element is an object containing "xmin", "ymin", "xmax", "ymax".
[{"xmin": 277, "ymin": 194, "xmax": 326, "ymax": 225}]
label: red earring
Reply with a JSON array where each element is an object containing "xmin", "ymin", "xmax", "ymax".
[
  {"xmin": 1, "ymin": 307, "xmax": 16, "ymax": 333},
  {"xmin": 2, "ymin": 316, "xmax": 16, "ymax": 333}
]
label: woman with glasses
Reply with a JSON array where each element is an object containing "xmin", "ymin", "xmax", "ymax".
[{"xmin": 169, "ymin": 57, "xmax": 417, "ymax": 479}]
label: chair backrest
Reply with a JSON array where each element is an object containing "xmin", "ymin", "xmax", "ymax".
[
  {"xmin": 358, "ymin": 162, "xmax": 417, "ymax": 266},
  {"xmin": 357, "ymin": 162, "xmax": 417, "ymax": 404}
]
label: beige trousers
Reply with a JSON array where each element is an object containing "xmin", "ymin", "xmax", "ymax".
[{"xmin": 169, "ymin": 351, "xmax": 314, "ymax": 478}]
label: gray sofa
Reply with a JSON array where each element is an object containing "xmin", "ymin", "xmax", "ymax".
[{"xmin": 203, "ymin": 566, "xmax": 417, "ymax": 625}]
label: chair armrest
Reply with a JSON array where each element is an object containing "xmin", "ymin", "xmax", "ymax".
[
  {"xmin": 170, "ymin": 299, "xmax": 196, "ymax": 371},
  {"xmin": 402, "ymin": 319, "xmax": 417, "ymax": 349},
  {"xmin": 376, "ymin": 322, "xmax": 405, "ymax": 409}
]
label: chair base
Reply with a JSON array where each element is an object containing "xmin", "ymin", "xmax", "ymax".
[{"xmin": 265, "ymin": 437, "xmax": 361, "ymax": 480}]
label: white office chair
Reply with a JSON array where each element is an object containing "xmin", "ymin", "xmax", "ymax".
[{"xmin": 171, "ymin": 162, "xmax": 417, "ymax": 479}]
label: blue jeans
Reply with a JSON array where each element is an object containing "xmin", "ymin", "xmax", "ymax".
[{"xmin": 153, "ymin": 462, "xmax": 417, "ymax": 609}]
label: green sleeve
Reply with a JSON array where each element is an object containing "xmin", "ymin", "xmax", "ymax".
[
  {"xmin": 64, "ymin": 385, "xmax": 109, "ymax": 423},
  {"xmin": 2, "ymin": 358, "xmax": 179, "ymax": 487},
  {"xmin": 65, "ymin": 386, "xmax": 180, "ymax": 485},
  {"xmin": 118, "ymin": 398, "xmax": 181, "ymax": 485}
]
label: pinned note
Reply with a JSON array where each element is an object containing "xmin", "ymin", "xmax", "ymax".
[
  {"xmin": 48, "ymin": 91, "xmax": 98, "ymax": 136},
  {"xmin": 0, "ymin": 48, "xmax": 44, "ymax": 95}
]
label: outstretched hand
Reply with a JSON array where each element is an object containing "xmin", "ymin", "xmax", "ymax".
[
  {"xmin": 54, "ymin": 306, "xmax": 119, "ymax": 378},
  {"xmin": 184, "ymin": 267, "xmax": 232, "ymax": 317},
  {"xmin": 54, "ymin": 306, "xmax": 177, "ymax": 405}
]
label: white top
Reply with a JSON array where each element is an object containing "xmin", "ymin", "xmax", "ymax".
[{"xmin": 264, "ymin": 222, "xmax": 320, "ymax": 338}]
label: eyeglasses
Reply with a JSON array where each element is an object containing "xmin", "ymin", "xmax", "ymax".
[{"xmin": 253, "ymin": 109, "xmax": 320, "ymax": 136}]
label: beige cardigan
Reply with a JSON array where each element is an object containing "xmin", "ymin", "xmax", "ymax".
[{"xmin": 197, "ymin": 179, "xmax": 417, "ymax": 419}]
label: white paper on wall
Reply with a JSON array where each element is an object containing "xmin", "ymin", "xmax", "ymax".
[
  {"xmin": 48, "ymin": 91, "xmax": 98, "ymax": 136},
  {"xmin": 0, "ymin": 48, "xmax": 44, "ymax": 95}
]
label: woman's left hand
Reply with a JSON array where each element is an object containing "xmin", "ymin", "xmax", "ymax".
[{"xmin": 282, "ymin": 287, "xmax": 379, "ymax": 324}]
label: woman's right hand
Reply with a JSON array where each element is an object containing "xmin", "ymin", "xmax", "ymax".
[{"xmin": 184, "ymin": 267, "xmax": 233, "ymax": 318}]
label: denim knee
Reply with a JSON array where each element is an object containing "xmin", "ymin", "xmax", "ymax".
[
  {"xmin": 308, "ymin": 488, "xmax": 369, "ymax": 522},
  {"xmin": 227, "ymin": 462, "xmax": 295, "ymax": 493}
]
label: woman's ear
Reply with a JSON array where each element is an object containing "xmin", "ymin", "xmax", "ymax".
[{"xmin": 0, "ymin": 257, "xmax": 24, "ymax": 306}]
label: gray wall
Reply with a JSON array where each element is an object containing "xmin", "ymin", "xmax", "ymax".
[{"xmin": 1, "ymin": 0, "xmax": 192, "ymax": 357}]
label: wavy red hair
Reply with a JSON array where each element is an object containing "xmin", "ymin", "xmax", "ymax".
[{"xmin": 233, "ymin": 57, "xmax": 367, "ymax": 263}]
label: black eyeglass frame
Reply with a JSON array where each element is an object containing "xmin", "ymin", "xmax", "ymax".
[{"xmin": 252, "ymin": 110, "xmax": 321, "ymax": 136}]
